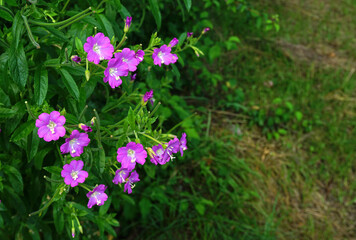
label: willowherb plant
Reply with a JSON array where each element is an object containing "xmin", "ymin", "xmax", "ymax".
[{"xmin": 0, "ymin": 1, "xmax": 209, "ymax": 238}]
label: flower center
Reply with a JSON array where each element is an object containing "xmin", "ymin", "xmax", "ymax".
[
  {"xmin": 127, "ymin": 149, "xmax": 136, "ymax": 163},
  {"xmin": 93, "ymin": 43, "xmax": 100, "ymax": 53},
  {"xmin": 109, "ymin": 68, "xmax": 121, "ymax": 80},
  {"xmin": 69, "ymin": 139, "xmax": 77, "ymax": 153},
  {"xmin": 156, "ymin": 149, "xmax": 163, "ymax": 156},
  {"xmin": 47, "ymin": 120, "xmax": 56, "ymax": 134},
  {"xmin": 92, "ymin": 192, "xmax": 101, "ymax": 205},
  {"xmin": 71, "ymin": 170, "xmax": 79, "ymax": 180},
  {"xmin": 157, "ymin": 51, "xmax": 165, "ymax": 63},
  {"xmin": 122, "ymin": 58, "xmax": 128, "ymax": 62}
]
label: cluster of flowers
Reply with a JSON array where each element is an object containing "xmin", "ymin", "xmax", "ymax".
[
  {"xmin": 35, "ymin": 108, "xmax": 187, "ymax": 208},
  {"xmin": 113, "ymin": 132, "xmax": 187, "ymax": 194},
  {"xmin": 73, "ymin": 17, "xmax": 179, "ymax": 89}
]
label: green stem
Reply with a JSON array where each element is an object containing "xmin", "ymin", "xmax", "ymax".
[
  {"xmin": 115, "ymin": 33, "xmax": 127, "ymax": 50},
  {"xmin": 78, "ymin": 105, "xmax": 88, "ymax": 122},
  {"xmin": 79, "ymin": 184, "xmax": 91, "ymax": 192},
  {"xmin": 28, "ymin": 7, "xmax": 92, "ymax": 27},
  {"xmin": 29, "ymin": 184, "xmax": 64, "ymax": 216},
  {"xmin": 148, "ymin": 102, "xmax": 161, "ymax": 117},
  {"xmin": 25, "ymin": 101, "xmax": 36, "ymax": 120},
  {"xmin": 138, "ymin": 132, "xmax": 163, "ymax": 145},
  {"xmin": 58, "ymin": 11, "xmax": 93, "ymax": 30},
  {"xmin": 44, "ymin": 176, "xmax": 63, "ymax": 183}
]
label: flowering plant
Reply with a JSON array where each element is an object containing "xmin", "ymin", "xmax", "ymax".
[{"xmin": 0, "ymin": 1, "xmax": 209, "ymax": 238}]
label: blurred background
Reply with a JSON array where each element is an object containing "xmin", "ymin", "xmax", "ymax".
[{"xmin": 120, "ymin": 0, "xmax": 356, "ymax": 239}]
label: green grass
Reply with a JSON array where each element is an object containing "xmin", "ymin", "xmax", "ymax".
[{"xmin": 118, "ymin": 1, "xmax": 356, "ymax": 239}]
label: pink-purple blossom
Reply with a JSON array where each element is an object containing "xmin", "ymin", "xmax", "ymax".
[
  {"xmin": 150, "ymin": 145, "xmax": 166, "ymax": 165},
  {"xmin": 114, "ymin": 48, "xmax": 139, "ymax": 72},
  {"xmin": 143, "ymin": 89, "xmax": 154, "ymax": 106},
  {"xmin": 71, "ymin": 55, "xmax": 81, "ymax": 63},
  {"xmin": 187, "ymin": 32, "xmax": 193, "ymax": 38},
  {"xmin": 86, "ymin": 184, "xmax": 108, "ymax": 208},
  {"xmin": 152, "ymin": 45, "xmax": 178, "ymax": 67},
  {"xmin": 103, "ymin": 58, "xmax": 129, "ymax": 88},
  {"xmin": 84, "ymin": 32, "xmax": 114, "ymax": 64},
  {"xmin": 179, "ymin": 133, "xmax": 187, "ymax": 156},
  {"xmin": 124, "ymin": 171, "xmax": 140, "ymax": 194},
  {"xmin": 79, "ymin": 123, "xmax": 92, "ymax": 132},
  {"xmin": 60, "ymin": 130, "xmax": 90, "ymax": 157},
  {"xmin": 124, "ymin": 16, "xmax": 132, "ymax": 32},
  {"xmin": 203, "ymin": 27, "xmax": 210, "ymax": 34},
  {"xmin": 162, "ymin": 138, "xmax": 180, "ymax": 162},
  {"xmin": 117, "ymin": 142, "xmax": 147, "ymax": 171},
  {"xmin": 61, "ymin": 160, "xmax": 88, "ymax": 187},
  {"xmin": 36, "ymin": 111, "xmax": 66, "ymax": 142},
  {"xmin": 112, "ymin": 168, "xmax": 130, "ymax": 184},
  {"xmin": 168, "ymin": 38, "xmax": 179, "ymax": 47},
  {"xmin": 135, "ymin": 50, "xmax": 145, "ymax": 63}
]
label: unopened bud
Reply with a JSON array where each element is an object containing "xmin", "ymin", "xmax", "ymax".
[{"xmin": 85, "ymin": 70, "xmax": 90, "ymax": 81}]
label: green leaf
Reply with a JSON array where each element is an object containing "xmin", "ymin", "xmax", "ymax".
[
  {"xmin": 139, "ymin": 198, "xmax": 152, "ymax": 218},
  {"xmin": 42, "ymin": 26, "xmax": 68, "ymax": 41},
  {"xmin": 8, "ymin": 44, "xmax": 28, "ymax": 89},
  {"xmin": 209, "ymin": 45, "xmax": 221, "ymax": 61},
  {"xmin": 34, "ymin": 147, "xmax": 52, "ymax": 170},
  {"xmin": 96, "ymin": 14, "xmax": 115, "ymax": 39},
  {"xmin": 12, "ymin": 12, "xmax": 24, "ymax": 49},
  {"xmin": 194, "ymin": 203, "xmax": 205, "ymax": 215},
  {"xmin": 59, "ymin": 68, "xmax": 79, "ymax": 100},
  {"xmin": 43, "ymin": 166, "xmax": 62, "ymax": 175},
  {"xmin": 99, "ymin": 196, "xmax": 112, "ymax": 216},
  {"xmin": 29, "ymin": 129, "xmax": 40, "ymax": 161},
  {"xmin": 34, "ymin": 67, "xmax": 48, "ymax": 106},
  {"xmin": 53, "ymin": 204, "xmax": 64, "ymax": 233},
  {"xmin": 0, "ymin": 7, "xmax": 13, "ymax": 21},
  {"xmin": 10, "ymin": 120, "xmax": 35, "ymax": 142},
  {"xmin": 128, "ymin": 107, "xmax": 136, "ymax": 130},
  {"xmin": 0, "ymin": 107, "xmax": 17, "ymax": 119},
  {"xmin": 144, "ymin": 164, "xmax": 156, "ymax": 179},
  {"xmin": 295, "ymin": 111, "xmax": 303, "ymax": 121},
  {"xmin": 183, "ymin": 0, "xmax": 192, "ymax": 11},
  {"xmin": 3, "ymin": 165, "xmax": 23, "ymax": 193},
  {"xmin": 99, "ymin": 147, "xmax": 105, "ymax": 174},
  {"xmin": 75, "ymin": 37, "xmax": 84, "ymax": 53},
  {"xmin": 148, "ymin": 0, "xmax": 161, "ymax": 30}
]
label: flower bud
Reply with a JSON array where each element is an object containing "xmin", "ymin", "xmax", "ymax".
[
  {"xmin": 202, "ymin": 27, "xmax": 210, "ymax": 34},
  {"xmin": 124, "ymin": 16, "xmax": 132, "ymax": 32},
  {"xmin": 71, "ymin": 55, "xmax": 81, "ymax": 63},
  {"xmin": 187, "ymin": 32, "xmax": 193, "ymax": 38},
  {"xmin": 85, "ymin": 70, "xmax": 90, "ymax": 81},
  {"xmin": 168, "ymin": 38, "xmax": 179, "ymax": 47}
]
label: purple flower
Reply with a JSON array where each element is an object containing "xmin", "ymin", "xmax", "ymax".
[
  {"xmin": 124, "ymin": 16, "xmax": 132, "ymax": 32},
  {"xmin": 152, "ymin": 45, "xmax": 178, "ymax": 67},
  {"xmin": 60, "ymin": 130, "xmax": 90, "ymax": 157},
  {"xmin": 150, "ymin": 145, "xmax": 166, "ymax": 165},
  {"xmin": 103, "ymin": 58, "xmax": 129, "ymax": 88},
  {"xmin": 124, "ymin": 171, "xmax": 140, "ymax": 194},
  {"xmin": 86, "ymin": 184, "xmax": 108, "ymax": 208},
  {"xmin": 179, "ymin": 133, "xmax": 187, "ymax": 156},
  {"xmin": 84, "ymin": 32, "xmax": 114, "ymax": 64},
  {"xmin": 79, "ymin": 123, "xmax": 92, "ymax": 132},
  {"xmin": 36, "ymin": 111, "xmax": 66, "ymax": 142},
  {"xmin": 187, "ymin": 32, "xmax": 193, "ymax": 38},
  {"xmin": 112, "ymin": 168, "xmax": 130, "ymax": 184},
  {"xmin": 71, "ymin": 55, "xmax": 81, "ymax": 63},
  {"xmin": 114, "ymin": 48, "xmax": 139, "ymax": 72},
  {"xmin": 162, "ymin": 138, "xmax": 180, "ymax": 162},
  {"xmin": 130, "ymin": 73, "xmax": 136, "ymax": 81},
  {"xmin": 117, "ymin": 142, "xmax": 147, "ymax": 171},
  {"xmin": 135, "ymin": 50, "xmax": 145, "ymax": 63},
  {"xmin": 61, "ymin": 160, "xmax": 88, "ymax": 187},
  {"xmin": 168, "ymin": 38, "xmax": 179, "ymax": 47},
  {"xmin": 203, "ymin": 27, "xmax": 210, "ymax": 34},
  {"xmin": 143, "ymin": 89, "xmax": 154, "ymax": 106}
]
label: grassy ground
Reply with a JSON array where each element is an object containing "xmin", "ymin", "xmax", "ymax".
[
  {"xmin": 121, "ymin": 1, "xmax": 356, "ymax": 239},
  {"xmin": 210, "ymin": 0, "xmax": 356, "ymax": 239}
]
